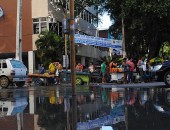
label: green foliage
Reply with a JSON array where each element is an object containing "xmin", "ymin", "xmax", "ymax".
[
  {"xmin": 101, "ymin": 0, "xmax": 170, "ymax": 60},
  {"xmin": 37, "ymin": 98, "xmax": 66, "ymax": 130},
  {"xmin": 57, "ymin": 0, "xmax": 100, "ymax": 15},
  {"xmin": 159, "ymin": 42, "xmax": 170, "ymax": 60},
  {"xmin": 35, "ymin": 30, "xmax": 65, "ymax": 66},
  {"xmin": 100, "ymin": 56, "xmax": 112, "ymax": 65}
]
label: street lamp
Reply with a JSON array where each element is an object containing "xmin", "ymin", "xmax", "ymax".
[
  {"xmin": 62, "ymin": 18, "xmax": 69, "ymax": 70},
  {"xmin": 61, "ymin": 0, "xmax": 69, "ymax": 70}
]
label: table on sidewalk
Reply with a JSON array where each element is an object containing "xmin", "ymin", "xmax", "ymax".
[
  {"xmin": 110, "ymin": 72, "xmax": 138, "ymax": 83},
  {"xmin": 28, "ymin": 73, "xmax": 56, "ymax": 86},
  {"xmin": 110, "ymin": 72, "xmax": 124, "ymax": 83}
]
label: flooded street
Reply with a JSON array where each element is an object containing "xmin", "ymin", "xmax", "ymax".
[{"xmin": 0, "ymin": 84, "xmax": 170, "ymax": 130}]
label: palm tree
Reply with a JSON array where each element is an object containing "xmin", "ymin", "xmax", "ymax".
[{"xmin": 35, "ymin": 30, "xmax": 65, "ymax": 66}]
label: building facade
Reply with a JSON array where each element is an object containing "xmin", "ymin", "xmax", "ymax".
[
  {"xmin": 0, "ymin": 0, "xmax": 109, "ymax": 73},
  {"xmin": 0, "ymin": 0, "xmax": 32, "ymax": 68}
]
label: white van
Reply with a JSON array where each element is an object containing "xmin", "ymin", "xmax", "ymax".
[
  {"xmin": 0, "ymin": 58, "xmax": 27, "ymax": 88},
  {"xmin": 0, "ymin": 98, "xmax": 28, "ymax": 116},
  {"xmin": 0, "ymin": 89, "xmax": 28, "ymax": 116}
]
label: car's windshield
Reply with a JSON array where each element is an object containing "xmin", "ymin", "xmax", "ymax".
[{"xmin": 10, "ymin": 60, "xmax": 27, "ymax": 69}]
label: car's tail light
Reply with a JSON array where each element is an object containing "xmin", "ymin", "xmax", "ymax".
[{"xmin": 10, "ymin": 70, "xmax": 15, "ymax": 76}]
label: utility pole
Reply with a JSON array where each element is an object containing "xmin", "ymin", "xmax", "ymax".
[
  {"xmin": 64, "ymin": 1, "xmax": 68, "ymax": 71},
  {"xmin": 64, "ymin": 34, "xmax": 68, "ymax": 70},
  {"xmin": 17, "ymin": 113, "xmax": 23, "ymax": 130},
  {"xmin": 121, "ymin": 4, "xmax": 126, "ymax": 58},
  {"xmin": 16, "ymin": 0, "xmax": 22, "ymax": 61},
  {"xmin": 122, "ymin": 17, "xmax": 126, "ymax": 58},
  {"xmin": 124, "ymin": 88, "xmax": 129, "ymax": 130},
  {"xmin": 69, "ymin": 0, "xmax": 77, "ymax": 130}
]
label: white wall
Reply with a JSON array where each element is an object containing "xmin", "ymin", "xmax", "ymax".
[
  {"xmin": 32, "ymin": 0, "xmax": 49, "ymax": 18},
  {"xmin": 28, "ymin": 51, "xmax": 35, "ymax": 73},
  {"xmin": 32, "ymin": 0, "xmax": 49, "ymax": 51}
]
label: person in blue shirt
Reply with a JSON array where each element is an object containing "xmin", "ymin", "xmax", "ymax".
[{"xmin": 39, "ymin": 64, "xmax": 45, "ymax": 74}]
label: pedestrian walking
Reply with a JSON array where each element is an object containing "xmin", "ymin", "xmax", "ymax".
[
  {"xmin": 88, "ymin": 62, "xmax": 95, "ymax": 82},
  {"xmin": 109, "ymin": 58, "xmax": 117, "ymax": 73},
  {"xmin": 143, "ymin": 61, "xmax": 152, "ymax": 82},
  {"xmin": 76, "ymin": 62, "xmax": 83, "ymax": 72},
  {"xmin": 48, "ymin": 62, "xmax": 56, "ymax": 84},
  {"xmin": 122, "ymin": 58, "xmax": 129, "ymax": 84},
  {"xmin": 137, "ymin": 56, "xmax": 145, "ymax": 82},
  {"xmin": 48, "ymin": 62, "xmax": 56, "ymax": 75},
  {"xmin": 39, "ymin": 64, "xmax": 45, "ymax": 74},
  {"xmin": 127, "ymin": 57, "xmax": 135, "ymax": 83},
  {"xmin": 101, "ymin": 61, "xmax": 107, "ymax": 83}
]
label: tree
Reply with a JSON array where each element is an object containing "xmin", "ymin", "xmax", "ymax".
[
  {"xmin": 54, "ymin": 0, "xmax": 100, "ymax": 16},
  {"xmin": 35, "ymin": 30, "xmax": 65, "ymax": 66},
  {"xmin": 37, "ymin": 98, "xmax": 66, "ymax": 130},
  {"xmin": 101, "ymin": 0, "xmax": 170, "ymax": 60},
  {"xmin": 159, "ymin": 42, "xmax": 170, "ymax": 60}
]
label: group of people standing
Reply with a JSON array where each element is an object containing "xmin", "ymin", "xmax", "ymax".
[
  {"xmin": 100, "ymin": 58, "xmax": 134, "ymax": 83},
  {"xmin": 38, "ymin": 61, "xmax": 63, "ymax": 85},
  {"xmin": 48, "ymin": 62, "xmax": 63, "ymax": 84},
  {"xmin": 100, "ymin": 56, "xmax": 150, "ymax": 84},
  {"xmin": 122, "ymin": 57, "xmax": 135, "ymax": 84},
  {"xmin": 122, "ymin": 56, "xmax": 152, "ymax": 84},
  {"xmin": 38, "ymin": 56, "xmax": 150, "ymax": 85},
  {"xmin": 76, "ymin": 62, "xmax": 96, "ymax": 82}
]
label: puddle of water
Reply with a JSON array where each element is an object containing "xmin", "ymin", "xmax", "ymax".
[{"xmin": 0, "ymin": 85, "xmax": 169, "ymax": 130}]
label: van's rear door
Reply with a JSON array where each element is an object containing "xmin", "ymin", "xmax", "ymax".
[{"xmin": 9, "ymin": 59, "xmax": 27, "ymax": 81}]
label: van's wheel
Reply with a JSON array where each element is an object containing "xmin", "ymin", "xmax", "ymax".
[
  {"xmin": 16, "ymin": 81, "xmax": 25, "ymax": 88},
  {"xmin": 164, "ymin": 71, "xmax": 170, "ymax": 87},
  {"xmin": 76, "ymin": 77, "xmax": 83, "ymax": 85},
  {"xmin": 0, "ymin": 76, "xmax": 9, "ymax": 88}
]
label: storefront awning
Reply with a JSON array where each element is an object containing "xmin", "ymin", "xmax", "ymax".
[
  {"xmin": 75, "ymin": 34, "xmax": 122, "ymax": 49},
  {"xmin": 75, "ymin": 34, "xmax": 123, "ymax": 55}
]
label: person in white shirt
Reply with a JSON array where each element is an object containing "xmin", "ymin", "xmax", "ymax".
[
  {"xmin": 137, "ymin": 56, "xmax": 145, "ymax": 82},
  {"xmin": 88, "ymin": 62, "xmax": 95, "ymax": 82},
  {"xmin": 88, "ymin": 62, "xmax": 95, "ymax": 73}
]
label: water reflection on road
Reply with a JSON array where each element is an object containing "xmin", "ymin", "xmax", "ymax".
[{"xmin": 0, "ymin": 85, "xmax": 169, "ymax": 130}]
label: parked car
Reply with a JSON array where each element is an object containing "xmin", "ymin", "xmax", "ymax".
[
  {"xmin": 0, "ymin": 58, "xmax": 28, "ymax": 88},
  {"xmin": 61, "ymin": 70, "xmax": 90, "ymax": 85},
  {"xmin": 152, "ymin": 61, "xmax": 170, "ymax": 86}
]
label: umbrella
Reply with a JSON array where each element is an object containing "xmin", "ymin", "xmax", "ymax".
[{"xmin": 149, "ymin": 57, "xmax": 164, "ymax": 64}]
